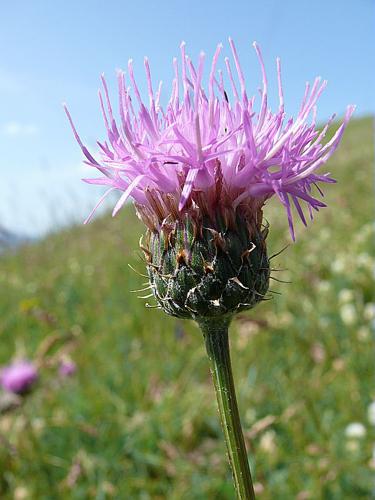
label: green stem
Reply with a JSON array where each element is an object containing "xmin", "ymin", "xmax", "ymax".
[{"xmin": 197, "ymin": 317, "xmax": 255, "ymax": 500}]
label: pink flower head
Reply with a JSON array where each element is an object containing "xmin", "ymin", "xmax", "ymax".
[
  {"xmin": 65, "ymin": 39, "xmax": 354, "ymax": 240},
  {"xmin": 59, "ymin": 359, "xmax": 76, "ymax": 377},
  {"xmin": 0, "ymin": 359, "xmax": 38, "ymax": 394}
]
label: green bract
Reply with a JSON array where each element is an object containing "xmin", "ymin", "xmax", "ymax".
[{"xmin": 145, "ymin": 214, "xmax": 270, "ymax": 320}]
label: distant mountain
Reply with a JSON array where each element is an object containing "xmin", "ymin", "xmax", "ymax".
[{"xmin": 0, "ymin": 226, "xmax": 29, "ymax": 253}]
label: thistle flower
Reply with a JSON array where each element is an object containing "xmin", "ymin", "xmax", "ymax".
[
  {"xmin": 0, "ymin": 359, "xmax": 38, "ymax": 394},
  {"xmin": 65, "ymin": 39, "xmax": 354, "ymax": 321},
  {"xmin": 65, "ymin": 39, "xmax": 353, "ymax": 499},
  {"xmin": 65, "ymin": 39, "xmax": 354, "ymax": 239}
]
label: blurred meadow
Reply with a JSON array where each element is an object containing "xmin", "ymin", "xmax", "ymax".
[{"xmin": 0, "ymin": 116, "xmax": 374, "ymax": 499}]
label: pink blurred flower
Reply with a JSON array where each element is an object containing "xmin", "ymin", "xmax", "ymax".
[
  {"xmin": 59, "ymin": 359, "xmax": 76, "ymax": 377},
  {"xmin": 0, "ymin": 360, "xmax": 38, "ymax": 394}
]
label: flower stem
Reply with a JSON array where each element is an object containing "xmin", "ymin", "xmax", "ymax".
[{"xmin": 197, "ymin": 317, "xmax": 255, "ymax": 499}]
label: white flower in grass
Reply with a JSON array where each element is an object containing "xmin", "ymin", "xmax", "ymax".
[
  {"xmin": 364, "ymin": 303, "xmax": 375, "ymax": 321},
  {"xmin": 331, "ymin": 258, "xmax": 346, "ymax": 274},
  {"xmin": 340, "ymin": 303, "xmax": 357, "ymax": 326},
  {"xmin": 357, "ymin": 326, "xmax": 370, "ymax": 341},
  {"xmin": 367, "ymin": 402, "xmax": 375, "ymax": 426},
  {"xmin": 259, "ymin": 430, "xmax": 277, "ymax": 454},
  {"xmin": 345, "ymin": 422, "xmax": 366, "ymax": 439},
  {"xmin": 338, "ymin": 288, "xmax": 354, "ymax": 304}
]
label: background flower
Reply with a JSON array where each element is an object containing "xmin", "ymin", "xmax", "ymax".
[{"xmin": 0, "ymin": 360, "xmax": 38, "ymax": 394}]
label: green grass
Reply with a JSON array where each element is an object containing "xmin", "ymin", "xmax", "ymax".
[{"xmin": 0, "ymin": 117, "xmax": 374, "ymax": 499}]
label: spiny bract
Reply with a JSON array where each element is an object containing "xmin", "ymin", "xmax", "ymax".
[{"xmin": 144, "ymin": 212, "xmax": 270, "ymax": 320}]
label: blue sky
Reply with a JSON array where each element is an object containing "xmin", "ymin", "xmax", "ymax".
[{"xmin": 0, "ymin": 0, "xmax": 374, "ymax": 235}]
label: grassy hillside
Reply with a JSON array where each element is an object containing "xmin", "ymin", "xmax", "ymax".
[{"xmin": 0, "ymin": 117, "xmax": 374, "ymax": 499}]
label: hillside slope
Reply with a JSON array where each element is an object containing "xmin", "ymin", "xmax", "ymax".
[{"xmin": 0, "ymin": 117, "xmax": 374, "ymax": 499}]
